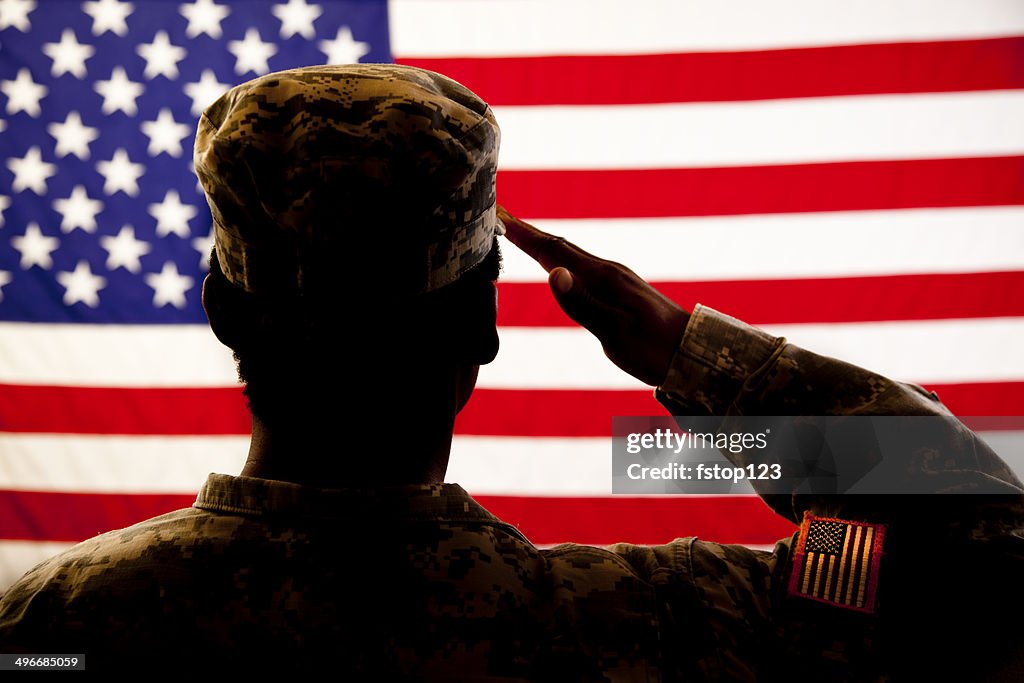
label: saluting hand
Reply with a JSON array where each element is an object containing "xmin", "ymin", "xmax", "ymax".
[{"xmin": 498, "ymin": 206, "xmax": 690, "ymax": 387}]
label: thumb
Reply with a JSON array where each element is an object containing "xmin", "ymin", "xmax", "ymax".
[
  {"xmin": 548, "ymin": 267, "xmax": 616, "ymax": 337},
  {"xmin": 550, "ymin": 267, "xmax": 574, "ymax": 296}
]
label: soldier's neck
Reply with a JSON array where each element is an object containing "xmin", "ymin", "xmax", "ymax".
[{"xmin": 240, "ymin": 412, "xmax": 453, "ymax": 488}]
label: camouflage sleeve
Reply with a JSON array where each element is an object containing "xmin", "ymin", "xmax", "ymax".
[
  {"xmin": 646, "ymin": 305, "xmax": 1024, "ymax": 680},
  {"xmin": 653, "ymin": 304, "xmax": 1024, "ymax": 526}
]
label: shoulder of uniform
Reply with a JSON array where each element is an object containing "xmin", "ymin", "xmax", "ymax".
[{"xmin": 1, "ymin": 507, "xmax": 216, "ymax": 601}]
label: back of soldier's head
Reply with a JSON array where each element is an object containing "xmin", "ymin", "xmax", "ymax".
[{"xmin": 194, "ymin": 65, "xmax": 503, "ymax": 420}]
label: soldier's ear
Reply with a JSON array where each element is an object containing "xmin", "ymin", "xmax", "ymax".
[
  {"xmin": 202, "ymin": 274, "xmax": 245, "ymax": 350},
  {"xmin": 449, "ymin": 281, "xmax": 499, "ymax": 366},
  {"xmin": 472, "ymin": 284, "xmax": 500, "ymax": 365},
  {"xmin": 413, "ymin": 280, "xmax": 498, "ymax": 366}
]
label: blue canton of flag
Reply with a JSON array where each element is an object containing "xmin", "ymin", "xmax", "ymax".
[{"xmin": 0, "ymin": 0, "xmax": 391, "ymax": 323}]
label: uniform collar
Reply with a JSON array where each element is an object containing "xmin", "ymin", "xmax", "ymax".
[{"xmin": 194, "ymin": 473, "xmax": 517, "ymax": 531}]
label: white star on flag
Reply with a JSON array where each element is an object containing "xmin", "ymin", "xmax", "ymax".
[
  {"xmin": 100, "ymin": 225, "xmax": 151, "ymax": 273},
  {"xmin": 57, "ymin": 260, "xmax": 106, "ymax": 307},
  {"xmin": 145, "ymin": 261, "xmax": 194, "ymax": 308},
  {"xmin": 11, "ymin": 223, "xmax": 60, "ymax": 269},
  {"xmin": 190, "ymin": 231, "xmax": 215, "ymax": 269},
  {"xmin": 319, "ymin": 26, "xmax": 369, "ymax": 65},
  {"xmin": 149, "ymin": 190, "xmax": 198, "ymax": 238},
  {"xmin": 136, "ymin": 30, "xmax": 187, "ymax": 80},
  {"xmin": 140, "ymin": 108, "xmax": 190, "ymax": 157},
  {"xmin": 47, "ymin": 111, "xmax": 100, "ymax": 160},
  {"xmin": 183, "ymin": 69, "xmax": 230, "ymax": 116},
  {"xmin": 272, "ymin": 0, "xmax": 321, "ymax": 39},
  {"xmin": 228, "ymin": 27, "xmax": 277, "ymax": 75},
  {"xmin": 179, "ymin": 0, "xmax": 229, "ymax": 39},
  {"xmin": 94, "ymin": 67, "xmax": 144, "ymax": 115},
  {"xmin": 0, "ymin": 195, "xmax": 10, "ymax": 227},
  {"xmin": 0, "ymin": 0, "xmax": 35, "ymax": 32},
  {"xmin": 53, "ymin": 185, "xmax": 103, "ymax": 233},
  {"xmin": 42, "ymin": 29, "xmax": 95, "ymax": 79},
  {"xmin": 82, "ymin": 0, "xmax": 133, "ymax": 37},
  {"xmin": 1, "ymin": 68, "xmax": 47, "ymax": 117},
  {"xmin": 0, "ymin": 270, "xmax": 11, "ymax": 302},
  {"xmin": 7, "ymin": 146, "xmax": 56, "ymax": 194},
  {"xmin": 96, "ymin": 149, "xmax": 145, "ymax": 196}
]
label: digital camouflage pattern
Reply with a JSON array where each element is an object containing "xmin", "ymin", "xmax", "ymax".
[
  {"xmin": 2, "ymin": 307, "xmax": 1023, "ymax": 679},
  {"xmin": 194, "ymin": 65, "xmax": 502, "ymax": 299}
]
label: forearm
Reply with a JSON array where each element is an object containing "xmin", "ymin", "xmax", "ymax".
[{"xmin": 654, "ymin": 305, "xmax": 1024, "ymax": 524}]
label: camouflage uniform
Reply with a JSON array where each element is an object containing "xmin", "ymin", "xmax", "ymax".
[{"xmin": 2, "ymin": 305, "xmax": 1022, "ymax": 679}]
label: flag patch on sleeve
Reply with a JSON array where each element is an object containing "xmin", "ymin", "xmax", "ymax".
[{"xmin": 787, "ymin": 513, "xmax": 885, "ymax": 613}]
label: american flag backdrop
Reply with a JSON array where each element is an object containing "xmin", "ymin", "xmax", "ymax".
[{"xmin": 1, "ymin": 0, "xmax": 1022, "ymax": 592}]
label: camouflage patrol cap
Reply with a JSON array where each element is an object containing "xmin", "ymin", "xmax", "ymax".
[{"xmin": 194, "ymin": 64, "xmax": 502, "ymax": 299}]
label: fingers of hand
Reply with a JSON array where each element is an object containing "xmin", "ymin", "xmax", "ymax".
[
  {"xmin": 497, "ymin": 205, "xmax": 598, "ymax": 273},
  {"xmin": 496, "ymin": 205, "xmax": 534, "ymax": 247},
  {"xmin": 548, "ymin": 268, "xmax": 618, "ymax": 339},
  {"xmin": 497, "ymin": 206, "xmax": 554, "ymax": 264}
]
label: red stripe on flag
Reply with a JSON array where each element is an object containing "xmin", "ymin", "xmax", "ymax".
[
  {"xmin": 459, "ymin": 384, "xmax": 1024, "ymax": 436},
  {"xmin": 918, "ymin": 381, "xmax": 1024, "ymax": 417},
  {"xmin": 480, "ymin": 495, "xmax": 796, "ymax": 546},
  {"xmin": 0, "ymin": 385, "xmax": 250, "ymax": 435},
  {"xmin": 0, "ymin": 490, "xmax": 196, "ymax": 542},
  {"xmin": 497, "ymin": 157, "xmax": 1024, "ymax": 220},
  {"xmin": 0, "ymin": 489, "xmax": 795, "ymax": 546},
  {"xmin": 457, "ymin": 389, "xmax": 664, "ymax": 437},
  {"xmin": 398, "ymin": 37, "xmax": 1024, "ymax": 105},
  {"xmin": 1, "ymin": 382, "xmax": 1018, "ymax": 436},
  {"xmin": 498, "ymin": 272, "xmax": 1024, "ymax": 327}
]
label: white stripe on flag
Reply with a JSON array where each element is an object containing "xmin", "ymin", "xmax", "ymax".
[
  {"xmin": 0, "ymin": 541, "xmax": 78, "ymax": 597},
  {"xmin": 3, "ymin": 315, "xmax": 1024, "ymax": 388},
  {"xmin": 0, "ymin": 434, "xmax": 247, "ymax": 493},
  {"xmin": 1, "ymin": 433, "xmax": 1021, "ymax": 495},
  {"xmin": 391, "ymin": 0, "xmax": 1024, "ymax": 56},
  {"xmin": 494, "ymin": 92, "xmax": 1024, "ymax": 169},
  {"xmin": 0, "ymin": 434, "xmax": 616, "ymax": 496},
  {"xmin": 498, "ymin": 208, "xmax": 1024, "ymax": 282},
  {"xmin": 0, "ymin": 324, "xmax": 239, "ymax": 387},
  {"xmin": 488, "ymin": 319, "xmax": 1024, "ymax": 388}
]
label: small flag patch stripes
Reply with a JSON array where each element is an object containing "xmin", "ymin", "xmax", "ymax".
[{"xmin": 787, "ymin": 513, "xmax": 885, "ymax": 613}]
